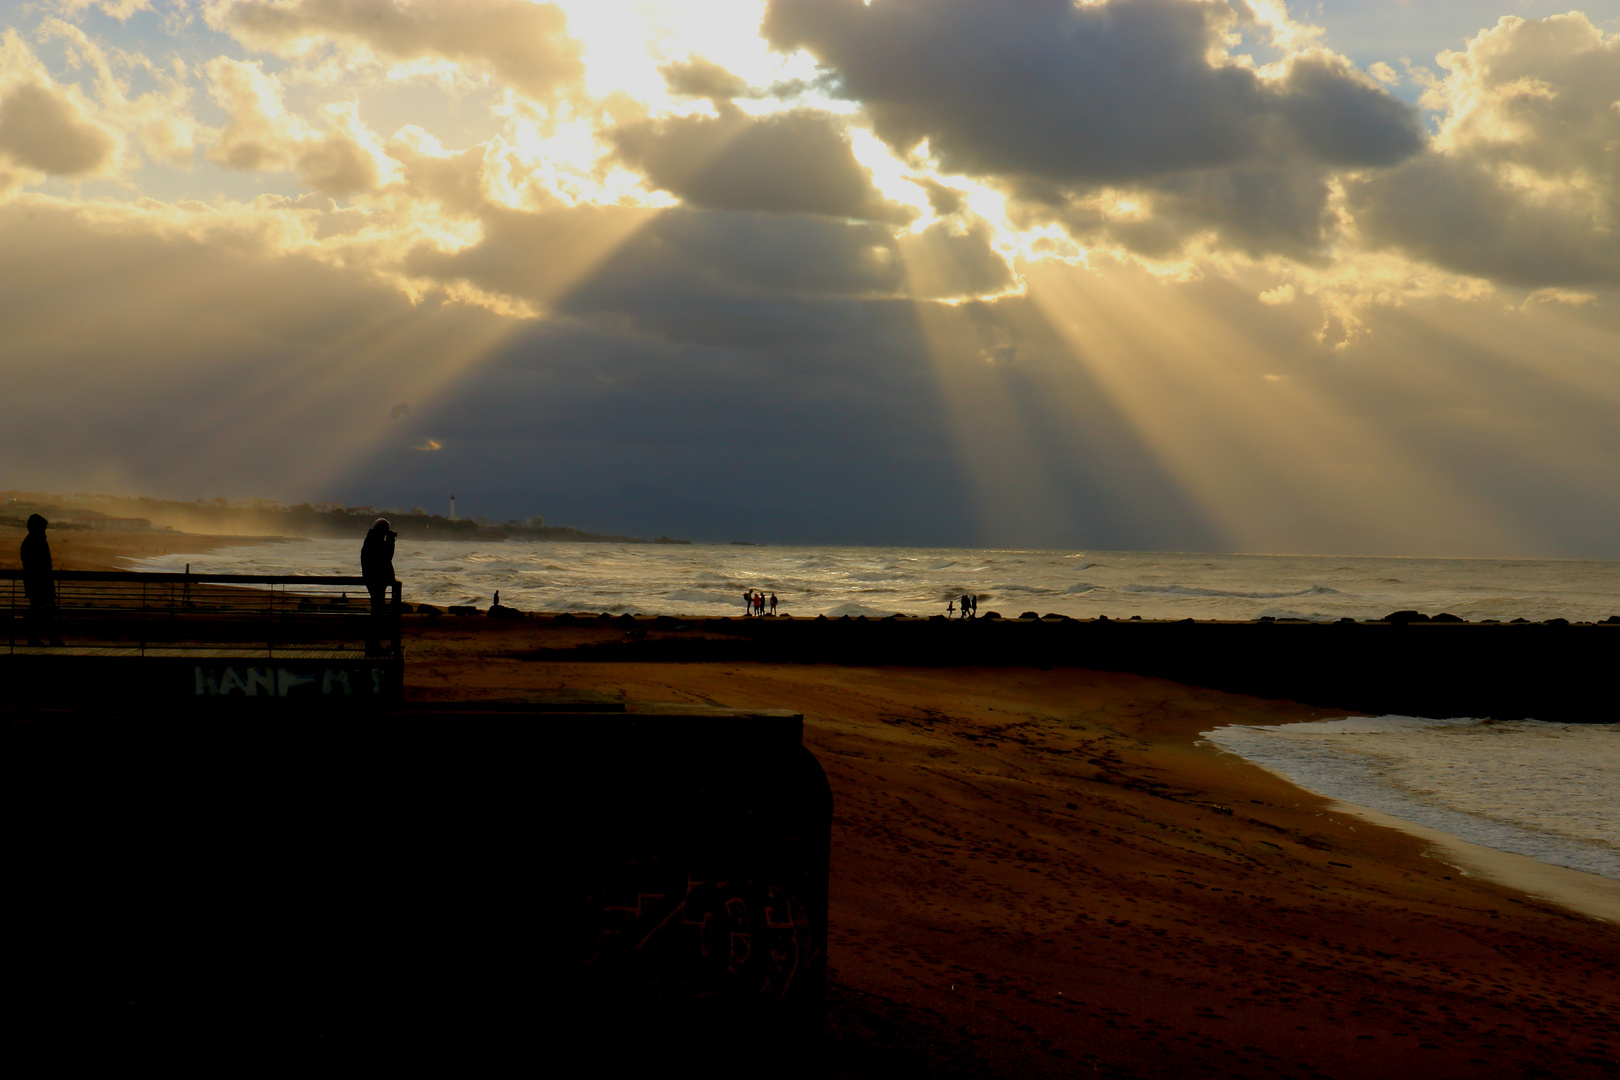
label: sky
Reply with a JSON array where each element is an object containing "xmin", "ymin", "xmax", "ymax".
[{"xmin": 4, "ymin": 0, "xmax": 1620, "ymax": 555}]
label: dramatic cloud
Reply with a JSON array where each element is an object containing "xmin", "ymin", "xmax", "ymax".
[
  {"xmin": 763, "ymin": 0, "xmax": 1422, "ymax": 262},
  {"xmin": 1350, "ymin": 13, "xmax": 1620, "ymax": 287},
  {"xmin": 6, "ymin": 2, "xmax": 1620, "ymax": 556},
  {"xmin": 214, "ymin": 0, "xmax": 584, "ymax": 102},
  {"xmin": 763, "ymin": 0, "xmax": 1423, "ymax": 181},
  {"xmin": 612, "ymin": 102, "xmax": 915, "ymax": 222}
]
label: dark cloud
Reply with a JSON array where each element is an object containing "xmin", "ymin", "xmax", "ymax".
[
  {"xmin": 611, "ymin": 103, "xmax": 916, "ymax": 223},
  {"xmin": 1031, "ymin": 163, "xmax": 1338, "ymax": 261},
  {"xmin": 660, "ymin": 57, "xmax": 752, "ymax": 102},
  {"xmin": 408, "ymin": 196, "xmax": 1017, "ymax": 326},
  {"xmin": 762, "ymin": 0, "xmax": 1422, "ymax": 183}
]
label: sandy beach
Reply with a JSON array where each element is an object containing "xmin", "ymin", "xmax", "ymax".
[
  {"xmin": 0, "ymin": 526, "xmax": 286, "ymax": 573},
  {"xmin": 7, "ymin": 532, "xmax": 1620, "ymax": 1075},
  {"xmin": 400, "ymin": 618, "xmax": 1620, "ymax": 1078}
]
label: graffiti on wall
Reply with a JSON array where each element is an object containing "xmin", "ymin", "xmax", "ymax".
[
  {"xmin": 192, "ymin": 664, "xmax": 391, "ymax": 698},
  {"xmin": 586, "ymin": 860, "xmax": 823, "ymax": 1001}
]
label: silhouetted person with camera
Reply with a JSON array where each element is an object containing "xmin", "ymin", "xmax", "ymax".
[
  {"xmin": 20, "ymin": 514, "xmax": 62, "ymax": 647},
  {"xmin": 361, "ymin": 517, "xmax": 398, "ymax": 656}
]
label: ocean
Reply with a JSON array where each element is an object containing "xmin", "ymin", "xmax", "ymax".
[
  {"xmin": 133, "ymin": 540, "xmax": 1620, "ymax": 893},
  {"xmin": 1204, "ymin": 717, "xmax": 1620, "ymax": 886},
  {"xmin": 131, "ymin": 540, "xmax": 1620, "ymax": 623}
]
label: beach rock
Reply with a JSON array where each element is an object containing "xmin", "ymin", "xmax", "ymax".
[
  {"xmin": 1544, "ymin": 617, "xmax": 1570, "ymax": 627},
  {"xmin": 1383, "ymin": 610, "xmax": 1429, "ymax": 624},
  {"xmin": 1604, "ymin": 615, "xmax": 1620, "ymax": 624},
  {"xmin": 816, "ymin": 614, "xmax": 828, "ymax": 621},
  {"xmin": 554, "ymin": 613, "xmax": 577, "ymax": 625},
  {"xmin": 1431, "ymin": 612, "xmax": 1464, "ymax": 623},
  {"xmin": 415, "ymin": 604, "xmax": 441, "ymax": 617},
  {"xmin": 1020, "ymin": 611, "xmax": 1039, "ymax": 620},
  {"xmin": 618, "ymin": 613, "xmax": 637, "ymax": 625},
  {"xmin": 488, "ymin": 605, "xmax": 525, "ymax": 620},
  {"xmin": 1043, "ymin": 614, "xmax": 1069, "ymax": 621},
  {"xmin": 654, "ymin": 615, "xmax": 690, "ymax": 631},
  {"xmin": 447, "ymin": 605, "xmax": 479, "ymax": 616},
  {"xmin": 1258, "ymin": 616, "xmax": 1275, "ymax": 623},
  {"xmin": 1511, "ymin": 617, "xmax": 1530, "ymax": 623},
  {"xmin": 982, "ymin": 611, "xmax": 1002, "ymax": 620}
]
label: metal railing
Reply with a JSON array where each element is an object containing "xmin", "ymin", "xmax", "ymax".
[{"xmin": 3, "ymin": 571, "xmax": 403, "ymax": 657}]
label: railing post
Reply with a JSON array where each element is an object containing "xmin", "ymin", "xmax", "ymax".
[{"xmin": 391, "ymin": 580, "xmax": 402, "ymax": 657}]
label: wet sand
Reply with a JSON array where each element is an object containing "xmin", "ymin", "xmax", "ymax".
[{"xmin": 405, "ymin": 620, "xmax": 1620, "ymax": 1078}]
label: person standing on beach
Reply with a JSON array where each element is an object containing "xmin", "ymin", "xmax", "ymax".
[
  {"xmin": 769, "ymin": 592, "xmax": 778, "ymax": 616},
  {"xmin": 947, "ymin": 598, "xmax": 955, "ymax": 618},
  {"xmin": 361, "ymin": 517, "xmax": 398, "ymax": 655},
  {"xmin": 742, "ymin": 589, "xmax": 752, "ymax": 616},
  {"xmin": 20, "ymin": 514, "xmax": 62, "ymax": 647}
]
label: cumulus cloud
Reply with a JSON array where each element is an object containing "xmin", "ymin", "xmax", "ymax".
[
  {"xmin": 213, "ymin": 0, "xmax": 584, "ymax": 102},
  {"xmin": 762, "ymin": 0, "xmax": 1421, "ymax": 262},
  {"xmin": 0, "ymin": 31, "xmax": 118, "ymax": 178},
  {"xmin": 205, "ymin": 57, "xmax": 395, "ymax": 195},
  {"xmin": 39, "ymin": 18, "xmax": 198, "ymax": 168},
  {"xmin": 0, "ymin": 77, "xmax": 116, "ymax": 175},
  {"xmin": 763, "ymin": 0, "xmax": 1422, "ymax": 182},
  {"xmin": 1349, "ymin": 13, "xmax": 1620, "ymax": 287},
  {"xmin": 611, "ymin": 102, "xmax": 915, "ymax": 223}
]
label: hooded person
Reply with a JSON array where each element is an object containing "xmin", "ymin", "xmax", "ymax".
[
  {"xmin": 361, "ymin": 518, "xmax": 398, "ymax": 654},
  {"xmin": 20, "ymin": 514, "xmax": 62, "ymax": 646}
]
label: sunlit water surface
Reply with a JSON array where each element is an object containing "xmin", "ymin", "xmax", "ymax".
[
  {"xmin": 132, "ymin": 542, "xmax": 1620, "ymax": 622},
  {"xmin": 135, "ymin": 541, "xmax": 1620, "ymax": 881}
]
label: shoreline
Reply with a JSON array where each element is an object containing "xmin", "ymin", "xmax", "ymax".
[
  {"xmin": 7, "ymin": 606, "xmax": 1620, "ymax": 1072},
  {"xmin": 396, "ymin": 641, "xmax": 1620, "ymax": 1076},
  {"xmin": 1202, "ymin": 739, "xmax": 1620, "ymax": 924},
  {"xmin": 1327, "ymin": 798, "xmax": 1620, "ymax": 924},
  {"xmin": 0, "ymin": 527, "xmax": 289, "ymax": 573}
]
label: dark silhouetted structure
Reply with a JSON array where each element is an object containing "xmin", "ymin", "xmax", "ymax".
[
  {"xmin": 361, "ymin": 517, "xmax": 397, "ymax": 655},
  {"xmin": 20, "ymin": 514, "xmax": 61, "ymax": 646}
]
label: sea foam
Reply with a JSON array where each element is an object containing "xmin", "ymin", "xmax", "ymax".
[{"xmin": 1204, "ymin": 717, "xmax": 1620, "ymax": 881}]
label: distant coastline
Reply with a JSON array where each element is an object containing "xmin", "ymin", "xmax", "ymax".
[{"xmin": 0, "ymin": 490, "xmax": 681, "ymax": 546}]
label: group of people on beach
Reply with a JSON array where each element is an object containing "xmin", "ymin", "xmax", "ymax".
[
  {"xmin": 742, "ymin": 590, "xmax": 778, "ymax": 616},
  {"xmin": 948, "ymin": 593, "xmax": 978, "ymax": 618}
]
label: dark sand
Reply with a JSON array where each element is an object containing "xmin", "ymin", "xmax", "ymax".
[
  {"xmin": 402, "ymin": 619, "xmax": 1620, "ymax": 1079},
  {"xmin": 10, "ymin": 535, "xmax": 1620, "ymax": 1076}
]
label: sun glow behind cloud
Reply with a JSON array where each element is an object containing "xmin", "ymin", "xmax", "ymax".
[{"xmin": 4, "ymin": 1, "xmax": 1620, "ymax": 553}]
